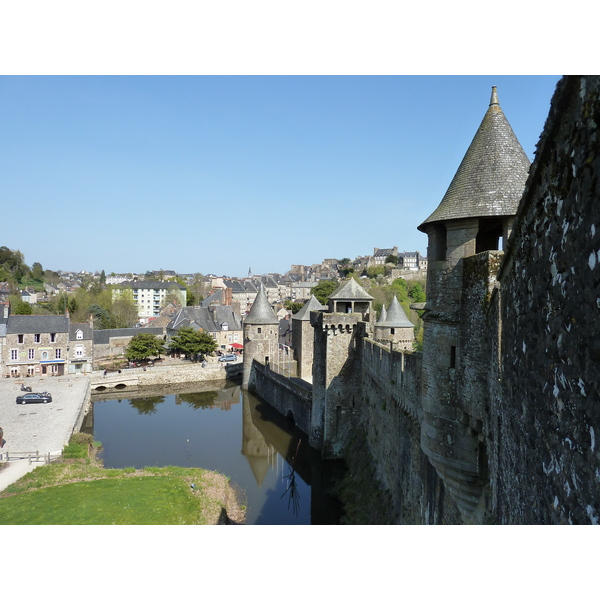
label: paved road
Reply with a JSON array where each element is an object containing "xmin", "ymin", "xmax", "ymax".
[
  {"xmin": 0, "ymin": 376, "xmax": 91, "ymax": 492},
  {"xmin": 0, "ymin": 376, "xmax": 90, "ymax": 456}
]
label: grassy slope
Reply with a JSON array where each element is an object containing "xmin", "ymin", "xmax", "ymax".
[{"xmin": 0, "ymin": 462, "xmax": 242, "ymax": 525}]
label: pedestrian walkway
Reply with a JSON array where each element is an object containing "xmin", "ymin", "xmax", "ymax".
[{"xmin": 0, "ymin": 460, "xmax": 41, "ymax": 492}]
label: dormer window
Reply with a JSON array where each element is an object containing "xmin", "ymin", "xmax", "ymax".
[
  {"xmin": 221, "ymin": 322, "xmax": 229, "ymax": 331},
  {"xmin": 50, "ymin": 333, "xmax": 57, "ymax": 343},
  {"xmin": 76, "ymin": 329, "xmax": 84, "ymax": 340},
  {"xmin": 34, "ymin": 334, "xmax": 41, "ymax": 343}
]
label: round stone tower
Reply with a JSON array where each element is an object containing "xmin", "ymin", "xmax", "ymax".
[
  {"xmin": 242, "ymin": 284, "xmax": 279, "ymax": 390},
  {"xmin": 374, "ymin": 295, "xmax": 415, "ymax": 350},
  {"xmin": 417, "ymin": 87, "xmax": 531, "ymax": 517}
]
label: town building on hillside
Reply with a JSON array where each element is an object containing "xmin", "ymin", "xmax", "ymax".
[
  {"xmin": 2, "ymin": 315, "xmax": 70, "ymax": 377},
  {"xmin": 372, "ymin": 246, "xmax": 399, "ymax": 266},
  {"xmin": 112, "ymin": 280, "xmax": 187, "ymax": 322},
  {"xmin": 396, "ymin": 251, "xmax": 426, "ymax": 270},
  {"xmin": 223, "ymin": 279, "xmax": 258, "ymax": 315},
  {"xmin": 0, "ymin": 283, "xmax": 10, "ymax": 302},
  {"xmin": 167, "ymin": 305, "xmax": 243, "ymax": 353},
  {"xmin": 69, "ymin": 322, "xmax": 94, "ymax": 374},
  {"xmin": 105, "ymin": 275, "xmax": 130, "ymax": 285}
]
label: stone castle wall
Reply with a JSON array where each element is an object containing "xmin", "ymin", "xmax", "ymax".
[
  {"xmin": 249, "ymin": 361, "xmax": 312, "ymax": 434},
  {"xmin": 244, "ymin": 76, "xmax": 600, "ymax": 524},
  {"xmin": 489, "ymin": 76, "xmax": 600, "ymax": 524},
  {"xmin": 343, "ymin": 76, "xmax": 600, "ymax": 524}
]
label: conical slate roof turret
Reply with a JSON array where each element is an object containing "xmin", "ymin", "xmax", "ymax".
[
  {"xmin": 244, "ymin": 284, "xmax": 279, "ymax": 325},
  {"xmin": 292, "ymin": 295, "xmax": 327, "ymax": 321},
  {"xmin": 382, "ymin": 295, "xmax": 414, "ymax": 328},
  {"xmin": 329, "ymin": 277, "xmax": 374, "ymax": 301},
  {"xmin": 376, "ymin": 304, "xmax": 387, "ymax": 324},
  {"xmin": 418, "ymin": 87, "xmax": 531, "ymax": 231}
]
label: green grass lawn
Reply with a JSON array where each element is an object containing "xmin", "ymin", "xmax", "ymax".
[
  {"xmin": 0, "ymin": 475, "xmax": 206, "ymax": 525},
  {"xmin": 0, "ymin": 434, "xmax": 243, "ymax": 525}
]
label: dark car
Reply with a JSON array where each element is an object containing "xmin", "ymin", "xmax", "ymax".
[
  {"xmin": 16, "ymin": 392, "xmax": 53, "ymax": 405},
  {"xmin": 218, "ymin": 355, "xmax": 237, "ymax": 362}
]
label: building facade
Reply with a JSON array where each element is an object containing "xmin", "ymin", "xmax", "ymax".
[{"xmin": 113, "ymin": 280, "xmax": 187, "ymax": 322}]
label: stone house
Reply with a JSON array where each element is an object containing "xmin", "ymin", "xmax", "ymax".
[
  {"xmin": 68, "ymin": 322, "xmax": 94, "ymax": 374},
  {"xmin": 92, "ymin": 326, "xmax": 164, "ymax": 366},
  {"xmin": 167, "ymin": 305, "xmax": 243, "ymax": 353},
  {"xmin": 3, "ymin": 315, "xmax": 70, "ymax": 377},
  {"xmin": 371, "ymin": 246, "xmax": 398, "ymax": 266}
]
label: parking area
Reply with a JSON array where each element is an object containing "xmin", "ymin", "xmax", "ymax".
[{"xmin": 0, "ymin": 376, "xmax": 90, "ymax": 455}]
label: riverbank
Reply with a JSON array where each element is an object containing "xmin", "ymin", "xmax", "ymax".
[{"xmin": 0, "ymin": 436, "xmax": 246, "ymax": 524}]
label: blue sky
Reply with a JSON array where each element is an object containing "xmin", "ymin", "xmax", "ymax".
[{"xmin": 0, "ymin": 75, "xmax": 561, "ymax": 278}]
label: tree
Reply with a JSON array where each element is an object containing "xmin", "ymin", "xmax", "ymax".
[
  {"xmin": 88, "ymin": 304, "xmax": 111, "ymax": 329},
  {"xmin": 366, "ymin": 265, "xmax": 385, "ymax": 279},
  {"xmin": 126, "ymin": 333, "xmax": 165, "ymax": 362},
  {"xmin": 311, "ymin": 279, "xmax": 339, "ymax": 305},
  {"xmin": 408, "ymin": 282, "xmax": 426, "ymax": 303},
  {"xmin": 111, "ymin": 297, "xmax": 139, "ymax": 328},
  {"xmin": 169, "ymin": 326, "xmax": 217, "ymax": 359},
  {"xmin": 31, "ymin": 262, "xmax": 44, "ymax": 281},
  {"xmin": 284, "ymin": 299, "xmax": 305, "ymax": 314},
  {"xmin": 385, "ymin": 254, "xmax": 399, "ymax": 265},
  {"xmin": 189, "ymin": 273, "xmax": 209, "ymax": 303},
  {"xmin": 12, "ymin": 299, "xmax": 32, "ymax": 314}
]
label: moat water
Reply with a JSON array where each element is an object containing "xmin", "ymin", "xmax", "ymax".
[{"xmin": 89, "ymin": 381, "xmax": 344, "ymax": 525}]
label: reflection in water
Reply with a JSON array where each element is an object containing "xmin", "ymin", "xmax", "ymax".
[
  {"xmin": 91, "ymin": 382, "xmax": 343, "ymax": 525},
  {"xmin": 128, "ymin": 396, "xmax": 166, "ymax": 415},
  {"xmin": 281, "ymin": 440, "xmax": 302, "ymax": 516}
]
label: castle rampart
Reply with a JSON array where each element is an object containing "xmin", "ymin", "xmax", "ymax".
[{"xmin": 242, "ymin": 77, "xmax": 600, "ymax": 524}]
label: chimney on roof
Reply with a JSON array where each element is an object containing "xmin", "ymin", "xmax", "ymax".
[{"xmin": 490, "ymin": 86, "xmax": 499, "ymax": 106}]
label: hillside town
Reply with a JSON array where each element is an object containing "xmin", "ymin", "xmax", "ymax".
[{"xmin": 0, "ymin": 246, "xmax": 427, "ymax": 378}]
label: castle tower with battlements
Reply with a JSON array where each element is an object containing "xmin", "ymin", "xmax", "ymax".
[
  {"xmin": 417, "ymin": 87, "xmax": 531, "ymax": 518},
  {"xmin": 309, "ymin": 277, "xmax": 374, "ymax": 457}
]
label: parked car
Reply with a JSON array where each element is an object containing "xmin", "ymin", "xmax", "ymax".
[
  {"xmin": 16, "ymin": 392, "xmax": 53, "ymax": 405},
  {"xmin": 218, "ymin": 355, "xmax": 237, "ymax": 362}
]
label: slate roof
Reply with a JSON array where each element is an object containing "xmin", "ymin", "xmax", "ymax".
[
  {"xmin": 201, "ymin": 290, "xmax": 223, "ymax": 307},
  {"xmin": 376, "ymin": 304, "xmax": 387, "ymax": 324},
  {"xmin": 329, "ymin": 277, "xmax": 374, "ymax": 301},
  {"xmin": 70, "ymin": 323, "xmax": 93, "ymax": 341},
  {"xmin": 418, "ymin": 87, "xmax": 531, "ymax": 231},
  {"xmin": 93, "ymin": 327, "xmax": 164, "ymax": 345},
  {"xmin": 243, "ymin": 285, "xmax": 279, "ymax": 325},
  {"xmin": 292, "ymin": 295, "xmax": 327, "ymax": 321},
  {"xmin": 7, "ymin": 315, "xmax": 70, "ymax": 334},
  {"xmin": 379, "ymin": 296, "xmax": 414, "ymax": 328},
  {"xmin": 167, "ymin": 306, "xmax": 242, "ymax": 333},
  {"xmin": 374, "ymin": 248, "xmax": 394, "ymax": 258}
]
